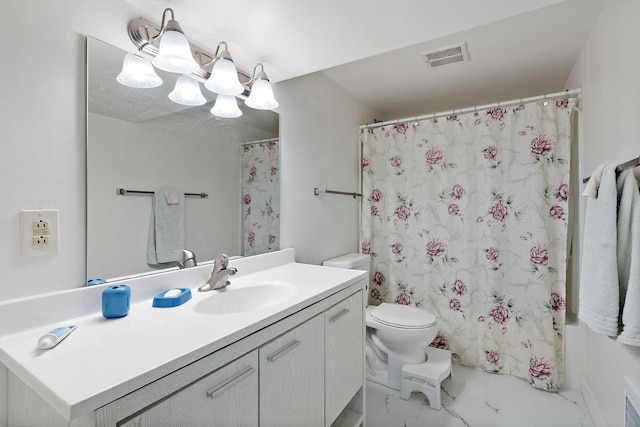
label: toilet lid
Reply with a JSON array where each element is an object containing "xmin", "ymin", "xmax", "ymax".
[{"xmin": 371, "ymin": 303, "xmax": 436, "ymax": 329}]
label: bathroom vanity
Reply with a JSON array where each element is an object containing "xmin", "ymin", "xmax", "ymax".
[{"xmin": 0, "ymin": 249, "xmax": 366, "ymax": 427}]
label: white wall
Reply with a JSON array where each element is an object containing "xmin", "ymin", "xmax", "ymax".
[
  {"xmin": 0, "ymin": 0, "xmax": 141, "ymax": 301},
  {"xmin": 277, "ymin": 72, "xmax": 378, "ymax": 265},
  {"xmin": 565, "ymin": 0, "xmax": 640, "ymax": 425}
]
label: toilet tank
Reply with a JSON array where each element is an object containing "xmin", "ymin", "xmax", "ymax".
[
  {"xmin": 324, "ymin": 253, "xmax": 371, "ymax": 307},
  {"xmin": 323, "ymin": 253, "xmax": 371, "ymax": 273}
]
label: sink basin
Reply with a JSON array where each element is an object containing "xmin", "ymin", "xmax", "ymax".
[{"xmin": 193, "ymin": 281, "xmax": 297, "ymax": 315}]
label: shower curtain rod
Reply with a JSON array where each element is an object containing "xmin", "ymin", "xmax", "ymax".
[{"xmin": 360, "ymin": 88, "xmax": 581, "ymax": 130}]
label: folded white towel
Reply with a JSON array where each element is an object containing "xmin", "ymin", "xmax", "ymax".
[
  {"xmin": 582, "ymin": 163, "xmax": 607, "ymax": 198},
  {"xmin": 147, "ymin": 189, "xmax": 186, "ymax": 265},
  {"xmin": 165, "ymin": 190, "xmax": 179, "ymax": 205},
  {"xmin": 579, "ymin": 163, "xmax": 620, "ymax": 336},
  {"xmin": 617, "ymin": 168, "xmax": 640, "ymax": 346}
]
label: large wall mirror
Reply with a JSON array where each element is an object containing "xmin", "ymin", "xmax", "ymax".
[{"xmin": 87, "ymin": 37, "xmax": 279, "ymax": 281}]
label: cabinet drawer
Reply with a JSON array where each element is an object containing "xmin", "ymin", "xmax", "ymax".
[
  {"xmin": 119, "ymin": 350, "xmax": 259, "ymax": 427},
  {"xmin": 325, "ymin": 290, "xmax": 364, "ymax": 425},
  {"xmin": 260, "ymin": 314, "xmax": 324, "ymax": 427}
]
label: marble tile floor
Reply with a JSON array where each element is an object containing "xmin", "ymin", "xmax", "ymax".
[{"xmin": 366, "ymin": 362, "xmax": 594, "ymax": 427}]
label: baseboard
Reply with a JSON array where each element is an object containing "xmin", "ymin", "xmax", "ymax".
[{"xmin": 582, "ymin": 376, "xmax": 606, "ymax": 427}]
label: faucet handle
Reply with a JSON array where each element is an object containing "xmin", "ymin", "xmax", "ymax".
[
  {"xmin": 214, "ymin": 254, "xmax": 229, "ymax": 270},
  {"xmin": 177, "ymin": 249, "xmax": 197, "ymax": 269}
]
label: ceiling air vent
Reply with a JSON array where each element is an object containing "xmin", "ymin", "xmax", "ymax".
[{"xmin": 420, "ymin": 41, "xmax": 470, "ymax": 68}]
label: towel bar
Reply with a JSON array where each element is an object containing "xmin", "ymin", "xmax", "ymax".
[
  {"xmin": 583, "ymin": 156, "xmax": 640, "ymax": 183},
  {"xmin": 314, "ymin": 188, "xmax": 362, "ymax": 198},
  {"xmin": 116, "ymin": 188, "xmax": 208, "ymax": 198}
]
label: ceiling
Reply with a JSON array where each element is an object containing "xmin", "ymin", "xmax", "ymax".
[{"xmin": 124, "ymin": 0, "xmax": 604, "ymax": 120}]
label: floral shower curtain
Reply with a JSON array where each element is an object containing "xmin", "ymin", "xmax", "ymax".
[
  {"xmin": 361, "ymin": 99, "xmax": 575, "ymax": 391},
  {"xmin": 241, "ymin": 140, "xmax": 280, "ymax": 256}
]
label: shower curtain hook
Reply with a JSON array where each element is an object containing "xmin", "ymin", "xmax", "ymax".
[
  {"xmin": 473, "ymin": 106, "xmax": 478, "ymax": 117},
  {"xmin": 412, "ymin": 117, "xmax": 419, "ymax": 127},
  {"xmin": 432, "ymin": 113, "xmax": 438, "ymax": 123},
  {"xmin": 542, "ymin": 95, "xmax": 550, "ymax": 106}
]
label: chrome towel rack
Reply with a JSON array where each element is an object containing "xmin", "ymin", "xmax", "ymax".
[
  {"xmin": 314, "ymin": 188, "xmax": 362, "ymax": 198},
  {"xmin": 582, "ymin": 156, "xmax": 640, "ymax": 183},
  {"xmin": 116, "ymin": 188, "xmax": 208, "ymax": 198}
]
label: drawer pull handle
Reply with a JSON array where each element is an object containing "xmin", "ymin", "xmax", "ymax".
[
  {"xmin": 329, "ymin": 308, "xmax": 350, "ymax": 323},
  {"xmin": 206, "ymin": 366, "xmax": 255, "ymax": 400},
  {"xmin": 267, "ymin": 339, "xmax": 301, "ymax": 363}
]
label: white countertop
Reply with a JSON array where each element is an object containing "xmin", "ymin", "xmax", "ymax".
[{"xmin": 0, "ymin": 249, "xmax": 366, "ymax": 421}]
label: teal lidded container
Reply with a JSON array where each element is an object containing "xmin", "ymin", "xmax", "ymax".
[{"xmin": 102, "ymin": 285, "xmax": 130, "ymax": 318}]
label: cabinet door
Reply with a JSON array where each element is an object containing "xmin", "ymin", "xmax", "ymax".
[
  {"xmin": 325, "ymin": 290, "xmax": 364, "ymax": 425},
  {"xmin": 119, "ymin": 350, "xmax": 258, "ymax": 427},
  {"xmin": 260, "ymin": 314, "xmax": 324, "ymax": 427}
]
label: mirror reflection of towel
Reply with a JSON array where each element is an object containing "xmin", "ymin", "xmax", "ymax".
[{"xmin": 147, "ymin": 189, "xmax": 185, "ymax": 265}]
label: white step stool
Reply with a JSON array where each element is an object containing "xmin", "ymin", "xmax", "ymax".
[{"xmin": 400, "ymin": 347, "xmax": 452, "ymax": 410}]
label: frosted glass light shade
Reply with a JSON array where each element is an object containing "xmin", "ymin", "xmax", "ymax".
[
  {"xmin": 205, "ymin": 58, "xmax": 244, "ymax": 95},
  {"xmin": 117, "ymin": 53, "xmax": 163, "ymax": 88},
  {"xmin": 210, "ymin": 95, "xmax": 242, "ymax": 118},
  {"xmin": 168, "ymin": 75, "xmax": 206, "ymax": 106},
  {"xmin": 245, "ymin": 78, "xmax": 279, "ymax": 110},
  {"xmin": 152, "ymin": 30, "xmax": 200, "ymax": 74}
]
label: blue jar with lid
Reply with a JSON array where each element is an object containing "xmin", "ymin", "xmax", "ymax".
[{"xmin": 102, "ymin": 285, "xmax": 131, "ymax": 318}]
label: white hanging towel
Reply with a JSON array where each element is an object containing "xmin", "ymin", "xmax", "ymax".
[
  {"xmin": 579, "ymin": 163, "xmax": 620, "ymax": 336},
  {"xmin": 582, "ymin": 163, "xmax": 607, "ymax": 198},
  {"xmin": 617, "ymin": 168, "xmax": 640, "ymax": 346},
  {"xmin": 147, "ymin": 189, "xmax": 186, "ymax": 264}
]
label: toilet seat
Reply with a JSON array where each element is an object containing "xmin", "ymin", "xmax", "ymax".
[{"xmin": 370, "ymin": 303, "xmax": 436, "ymax": 329}]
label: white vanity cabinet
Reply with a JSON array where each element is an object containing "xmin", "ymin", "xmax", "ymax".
[
  {"xmin": 119, "ymin": 350, "xmax": 259, "ymax": 427},
  {"xmin": 260, "ymin": 314, "xmax": 325, "ymax": 427},
  {"xmin": 5, "ymin": 279, "xmax": 366, "ymax": 427}
]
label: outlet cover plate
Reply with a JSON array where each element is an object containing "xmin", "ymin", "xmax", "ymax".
[{"xmin": 20, "ymin": 209, "xmax": 59, "ymax": 256}]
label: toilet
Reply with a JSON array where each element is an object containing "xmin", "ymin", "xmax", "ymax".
[{"xmin": 323, "ymin": 253, "xmax": 452, "ymax": 410}]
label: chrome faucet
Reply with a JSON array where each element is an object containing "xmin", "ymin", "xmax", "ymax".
[
  {"xmin": 198, "ymin": 254, "xmax": 237, "ymax": 292},
  {"xmin": 177, "ymin": 249, "xmax": 197, "ymax": 269}
]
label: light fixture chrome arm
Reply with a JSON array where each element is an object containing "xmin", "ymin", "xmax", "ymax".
[
  {"xmin": 202, "ymin": 41, "xmax": 231, "ymax": 67},
  {"xmin": 154, "ymin": 8, "xmax": 175, "ymax": 39},
  {"xmin": 242, "ymin": 62, "xmax": 266, "ymax": 86}
]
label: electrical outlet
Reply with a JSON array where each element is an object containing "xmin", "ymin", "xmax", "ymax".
[
  {"xmin": 33, "ymin": 235, "xmax": 50, "ymax": 245},
  {"xmin": 21, "ymin": 209, "xmax": 59, "ymax": 256},
  {"xmin": 33, "ymin": 219, "xmax": 50, "ymax": 234}
]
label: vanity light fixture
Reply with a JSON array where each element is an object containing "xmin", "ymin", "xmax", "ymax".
[
  {"xmin": 116, "ymin": 52, "xmax": 163, "ymax": 88},
  {"xmin": 211, "ymin": 94, "xmax": 243, "ymax": 118},
  {"xmin": 204, "ymin": 42, "xmax": 244, "ymax": 96},
  {"xmin": 124, "ymin": 8, "xmax": 279, "ymax": 114},
  {"xmin": 168, "ymin": 75, "xmax": 206, "ymax": 106},
  {"xmin": 245, "ymin": 63, "xmax": 279, "ymax": 110},
  {"xmin": 151, "ymin": 8, "xmax": 200, "ymax": 74}
]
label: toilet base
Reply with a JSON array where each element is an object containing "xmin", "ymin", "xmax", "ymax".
[{"xmin": 366, "ymin": 366, "xmax": 391, "ymax": 388}]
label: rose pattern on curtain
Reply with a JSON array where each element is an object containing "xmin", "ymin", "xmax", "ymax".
[
  {"xmin": 241, "ymin": 141, "xmax": 280, "ymax": 256},
  {"xmin": 361, "ymin": 99, "xmax": 575, "ymax": 391}
]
